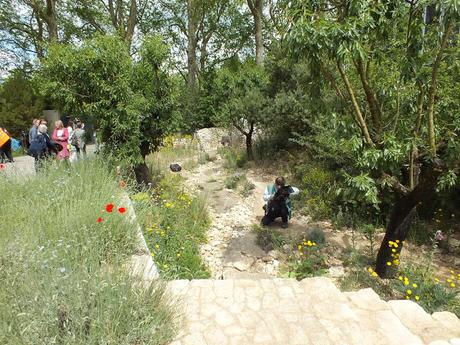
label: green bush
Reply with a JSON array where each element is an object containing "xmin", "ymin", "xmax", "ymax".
[
  {"xmin": 224, "ymin": 173, "xmax": 244, "ymax": 189},
  {"xmin": 294, "ymin": 164, "xmax": 336, "ymax": 220},
  {"xmin": 305, "ymin": 227, "xmax": 326, "ymax": 246},
  {"xmin": 393, "ymin": 266, "xmax": 460, "ymax": 316},
  {"xmin": 219, "ymin": 146, "xmax": 246, "ymax": 170},
  {"xmin": 240, "ymin": 178, "xmax": 255, "ymax": 197},
  {"xmin": 137, "ymin": 173, "xmax": 210, "ymax": 279},
  {"xmin": 255, "ymin": 225, "xmax": 285, "ymax": 252},
  {"xmin": 0, "ymin": 159, "xmax": 176, "ymax": 345}
]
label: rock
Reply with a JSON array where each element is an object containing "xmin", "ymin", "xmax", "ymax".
[
  {"xmin": 233, "ymin": 257, "xmax": 255, "ymax": 271},
  {"xmin": 170, "ymin": 163, "xmax": 182, "ymax": 172},
  {"xmin": 328, "ymin": 265, "xmax": 345, "ymax": 278}
]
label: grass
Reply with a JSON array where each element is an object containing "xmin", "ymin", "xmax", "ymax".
[
  {"xmin": 0, "ymin": 159, "xmax": 176, "ymax": 345},
  {"xmin": 254, "ymin": 225, "xmax": 285, "ymax": 252},
  {"xmin": 137, "ymin": 169, "xmax": 211, "ymax": 280}
]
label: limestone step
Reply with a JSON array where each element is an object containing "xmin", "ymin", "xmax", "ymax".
[{"xmin": 166, "ymin": 277, "xmax": 460, "ymax": 345}]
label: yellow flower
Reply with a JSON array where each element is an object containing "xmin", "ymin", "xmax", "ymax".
[
  {"xmin": 447, "ymin": 279, "xmax": 452, "ymax": 283},
  {"xmin": 398, "ymin": 276, "xmax": 403, "ymax": 281},
  {"xmin": 386, "ymin": 262, "xmax": 392, "ymax": 266},
  {"xmin": 406, "ymin": 290, "xmax": 412, "ymax": 295},
  {"xmin": 451, "ymin": 283, "xmax": 456, "ymax": 288},
  {"xmin": 297, "ymin": 245, "xmax": 302, "ymax": 251},
  {"xmin": 405, "ymin": 296, "xmax": 410, "ymax": 300},
  {"xmin": 434, "ymin": 278, "xmax": 440, "ymax": 283},
  {"xmin": 404, "ymin": 280, "xmax": 409, "ymax": 286},
  {"xmin": 177, "ymin": 253, "xmax": 181, "ymax": 257},
  {"xmin": 368, "ymin": 267, "xmax": 374, "ymax": 273},
  {"xmin": 412, "ymin": 283, "xmax": 417, "ymax": 288},
  {"xmin": 415, "ymin": 296, "xmax": 420, "ymax": 301},
  {"xmin": 395, "ymin": 240, "xmax": 400, "ymax": 243},
  {"xmin": 312, "ymin": 242, "xmax": 317, "ymax": 246},
  {"xmin": 150, "ymin": 253, "xmax": 155, "ymax": 257},
  {"xmin": 155, "ymin": 244, "xmax": 160, "ymax": 249},
  {"xmin": 394, "ymin": 243, "xmax": 398, "ymax": 248},
  {"xmin": 371, "ymin": 272, "xmax": 378, "ymax": 277},
  {"xmin": 392, "ymin": 248, "xmax": 396, "ymax": 253}
]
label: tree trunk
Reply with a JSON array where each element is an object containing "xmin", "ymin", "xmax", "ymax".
[
  {"xmin": 187, "ymin": 0, "xmax": 198, "ymax": 89},
  {"xmin": 125, "ymin": 0, "xmax": 137, "ymax": 49},
  {"xmin": 246, "ymin": 122, "xmax": 255, "ymax": 160},
  {"xmin": 427, "ymin": 21, "xmax": 453, "ymax": 157},
  {"xmin": 248, "ymin": 0, "xmax": 264, "ymax": 65},
  {"xmin": 46, "ymin": 0, "xmax": 58, "ymax": 42},
  {"xmin": 375, "ymin": 161, "xmax": 443, "ymax": 277},
  {"xmin": 134, "ymin": 161, "xmax": 153, "ymax": 186}
]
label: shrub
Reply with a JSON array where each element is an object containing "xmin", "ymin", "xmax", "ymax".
[
  {"xmin": 240, "ymin": 178, "xmax": 255, "ymax": 197},
  {"xmin": 393, "ymin": 266, "xmax": 460, "ymax": 316},
  {"xmin": 305, "ymin": 227, "xmax": 326, "ymax": 246},
  {"xmin": 224, "ymin": 173, "xmax": 244, "ymax": 189},
  {"xmin": 0, "ymin": 159, "xmax": 176, "ymax": 344},
  {"xmin": 255, "ymin": 225, "xmax": 285, "ymax": 252}
]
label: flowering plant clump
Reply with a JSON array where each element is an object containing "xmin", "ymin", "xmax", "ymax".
[{"xmin": 139, "ymin": 173, "xmax": 210, "ymax": 279}]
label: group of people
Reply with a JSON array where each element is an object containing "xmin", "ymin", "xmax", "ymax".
[{"xmin": 28, "ymin": 118, "xmax": 86, "ymax": 171}]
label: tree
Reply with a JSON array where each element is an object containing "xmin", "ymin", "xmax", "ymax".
[
  {"xmin": 287, "ymin": 0, "xmax": 460, "ymax": 277},
  {"xmin": 212, "ymin": 60, "xmax": 269, "ymax": 160},
  {"xmin": 0, "ymin": 66, "xmax": 45, "ymax": 136},
  {"xmin": 39, "ymin": 35, "xmax": 174, "ymax": 185},
  {"xmin": 246, "ymin": 0, "xmax": 264, "ymax": 65}
]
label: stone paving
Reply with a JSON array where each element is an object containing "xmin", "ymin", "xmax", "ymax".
[{"xmin": 167, "ymin": 277, "xmax": 460, "ymax": 345}]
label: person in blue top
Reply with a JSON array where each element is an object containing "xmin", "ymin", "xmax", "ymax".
[{"xmin": 262, "ymin": 176, "xmax": 300, "ymax": 228}]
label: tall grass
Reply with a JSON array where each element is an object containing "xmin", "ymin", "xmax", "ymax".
[
  {"xmin": 0, "ymin": 159, "xmax": 176, "ymax": 345},
  {"xmin": 134, "ymin": 174, "xmax": 210, "ymax": 280}
]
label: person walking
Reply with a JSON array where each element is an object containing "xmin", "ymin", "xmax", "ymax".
[
  {"xmin": 52, "ymin": 120, "xmax": 70, "ymax": 161},
  {"xmin": 73, "ymin": 122, "xmax": 86, "ymax": 158},
  {"xmin": 28, "ymin": 119, "xmax": 39, "ymax": 147},
  {"xmin": 28, "ymin": 124, "xmax": 58, "ymax": 171}
]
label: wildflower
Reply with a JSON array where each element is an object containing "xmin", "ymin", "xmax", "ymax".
[
  {"xmin": 150, "ymin": 253, "xmax": 155, "ymax": 257},
  {"xmin": 386, "ymin": 262, "xmax": 392, "ymax": 266},
  {"xmin": 434, "ymin": 278, "xmax": 440, "ymax": 283},
  {"xmin": 398, "ymin": 276, "xmax": 403, "ymax": 281},
  {"xmin": 415, "ymin": 296, "xmax": 420, "ymax": 301},
  {"xmin": 412, "ymin": 283, "xmax": 417, "ymax": 288},
  {"xmin": 97, "ymin": 217, "xmax": 103, "ymax": 223},
  {"xmin": 155, "ymin": 244, "xmax": 160, "ymax": 249},
  {"xmin": 447, "ymin": 279, "xmax": 452, "ymax": 283},
  {"xmin": 371, "ymin": 272, "xmax": 378, "ymax": 277},
  {"xmin": 406, "ymin": 290, "xmax": 412, "ymax": 295},
  {"xmin": 0, "ymin": 163, "xmax": 5, "ymax": 170},
  {"xmin": 451, "ymin": 283, "xmax": 456, "ymax": 288},
  {"xmin": 312, "ymin": 242, "xmax": 317, "ymax": 246},
  {"xmin": 368, "ymin": 267, "xmax": 374, "ymax": 273},
  {"xmin": 118, "ymin": 207, "xmax": 126, "ymax": 214},
  {"xmin": 119, "ymin": 180, "xmax": 126, "ymax": 188},
  {"xmin": 105, "ymin": 203, "xmax": 114, "ymax": 213},
  {"xmin": 395, "ymin": 240, "xmax": 400, "ymax": 243},
  {"xmin": 177, "ymin": 253, "xmax": 181, "ymax": 257},
  {"xmin": 165, "ymin": 202, "xmax": 173, "ymax": 208},
  {"xmin": 392, "ymin": 249, "xmax": 396, "ymax": 253},
  {"xmin": 59, "ymin": 267, "xmax": 66, "ymax": 274},
  {"xmin": 298, "ymin": 245, "xmax": 302, "ymax": 251},
  {"xmin": 405, "ymin": 296, "xmax": 410, "ymax": 300}
]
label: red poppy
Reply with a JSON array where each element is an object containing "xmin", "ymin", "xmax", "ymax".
[
  {"xmin": 118, "ymin": 207, "xmax": 126, "ymax": 214},
  {"xmin": 97, "ymin": 217, "xmax": 103, "ymax": 223},
  {"xmin": 105, "ymin": 203, "xmax": 114, "ymax": 213},
  {"xmin": 119, "ymin": 180, "xmax": 126, "ymax": 188},
  {"xmin": 0, "ymin": 163, "xmax": 5, "ymax": 170}
]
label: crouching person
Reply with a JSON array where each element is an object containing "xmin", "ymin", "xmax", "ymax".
[
  {"xmin": 28, "ymin": 124, "xmax": 58, "ymax": 172},
  {"xmin": 261, "ymin": 176, "xmax": 299, "ymax": 228}
]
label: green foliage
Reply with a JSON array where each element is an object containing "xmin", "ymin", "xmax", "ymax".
[
  {"xmin": 0, "ymin": 66, "xmax": 45, "ymax": 137},
  {"xmin": 39, "ymin": 35, "xmax": 175, "ymax": 169},
  {"xmin": 304, "ymin": 227, "xmax": 326, "ymax": 246},
  {"xmin": 0, "ymin": 159, "xmax": 176, "ymax": 344},
  {"xmin": 224, "ymin": 173, "xmax": 243, "ymax": 189},
  {"xmin": 287, "ymin": 247, "xmax": 328, "ymax": 280},
  {"xmin": 137, "ymin": 174, "xmax": 210, "ymax": 279},
  {"xmin": 394, "ymin": 266, "xmax": 460, "ymax": 316},
  {"xmin": 254, "ymin": 225, "xmax": 285, "ymax": 252}
]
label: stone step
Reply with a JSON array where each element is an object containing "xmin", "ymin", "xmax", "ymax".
[{"xmin": 166, "ymin": 277, "xmax": 460, "ymax": 345}]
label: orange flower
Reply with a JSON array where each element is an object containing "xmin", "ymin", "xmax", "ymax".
[
  {"xmin": 105, "ymin": 203, "xmax": 114, "ymax": 213},
  {"xmin": 119, "ymin": 180, "xmax": 126, "ymax": 188},
  {"xmin": 97, "ymin": 217, "xmax": 103, "ymax": 223},
  {"xmin": 0, "ymin": 163, "xmax": 5, "ymax": 170},
  {"xmin": 118, "ymin": 207, "xmax": 126, "ymax": 214}
]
